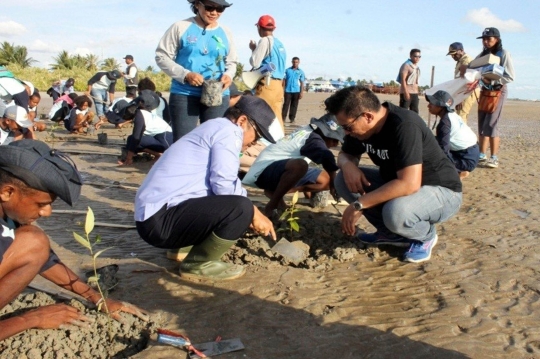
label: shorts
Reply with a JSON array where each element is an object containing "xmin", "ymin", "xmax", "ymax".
[{"xmin": 255, "ymin": 159, "xmax": 322, "ymax": 191}]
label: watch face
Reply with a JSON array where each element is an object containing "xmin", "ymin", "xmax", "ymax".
[{"xmin": 353, "ymin": 201, "xmax": 362, "ymax": 211}]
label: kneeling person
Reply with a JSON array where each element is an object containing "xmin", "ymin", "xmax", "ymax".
[
  {"xmin": 242, "ymin": 114, "xmax": 344, "ymax": 216},
  {"xmin": 119, "ymin": 90, "xmax": 173, "ymax": 165}
]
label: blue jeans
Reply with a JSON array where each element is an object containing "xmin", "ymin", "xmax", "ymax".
[
  {"xmin": 335, "ymin": 167, "xmax": 462, "ymax": 242},
  {"xmin": 90, "ymin": 88, "xmax": 108, "ymax": 117},
  {"xmin": 169, "ymin": 93, "xmax": 230, "ymax": 142}
]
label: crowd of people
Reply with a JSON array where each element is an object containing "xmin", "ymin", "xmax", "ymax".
[{"xmin": 0, "ymin": 0, "xmax": 515, "ymax": 343}]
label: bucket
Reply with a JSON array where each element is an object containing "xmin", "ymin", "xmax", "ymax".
[{"xmin": 97, "ymin": 132, "xmax": 108, "ymax": 145}]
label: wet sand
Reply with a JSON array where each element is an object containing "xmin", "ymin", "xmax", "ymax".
[{"xmin": 2, "ymin": 92, "xmax": 540, "ymax": 358}]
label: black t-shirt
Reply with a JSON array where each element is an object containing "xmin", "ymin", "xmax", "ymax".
[{"xmin": 341, "ymin": 102, "xmax": 462, "ymax": 192}]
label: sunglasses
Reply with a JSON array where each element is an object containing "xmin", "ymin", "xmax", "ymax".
[
  {"xmin": 413, "ymin": 55, "xmax": 422, "ymax": 58},
  {"xmin": 340, "ymin": 113, "xmax": 365, "ymax": 132},
  {"xmin": 200, "ymin": 2, "xmax": 225, "ymax": 13}
]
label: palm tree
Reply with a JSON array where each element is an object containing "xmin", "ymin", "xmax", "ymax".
[
  {"xmin": 51, "ymin": 50, "xmax": 75, "ymax": 70},
  {"xmin": 145, "ymin": 65, "xmax": 155, "ymax": 72},
  {"xmin": 100, "ymin": 58, "xmax": 120, "ymax": 71},
  {"xmin": 0, "ymin": 41, "xmax": 36, "ymax": 68},
  {"xmin": 84, "ymin": 54, "xmax": 100, "ymax": 71}
]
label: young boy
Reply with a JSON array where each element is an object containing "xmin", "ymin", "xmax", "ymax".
[
  {"xmin": 0, "ymin": 105, "xmax": 33, "ymax": 145},
  {"xmin": 0, "ymin": 140, "xmax": 147, "ymax": 341},
  {"xmin": 242, "ymin": 114, "xmax": 344, "ymax": 216},
  {"xmin": 426, "ymin": 90, "xmax": 479, "ymax": 179}
]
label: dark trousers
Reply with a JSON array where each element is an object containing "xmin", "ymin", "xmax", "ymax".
[
  {"xmin": 169, "ymin": 94, "xmax": 230, "ymax": 142},
  {"xmin": 282, "ymin": 92, "xmax": 300, "ymax": 122},
  {"xmin": 399, "ymin": 93, "xmax": 419, "ymax": 114},
  {"xmin": 127, "ymin": 132, "xmax": 174, "ymax": 153},
  {"xmin": 136, "ymin": 195, "xmax": 254, "ymax": 249},
  {"xmin": 450, "ymin": 143, "xmax": 480, "ymax": 172}
]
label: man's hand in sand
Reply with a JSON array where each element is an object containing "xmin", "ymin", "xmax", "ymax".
[
  {"xmin": 24, "ymin": 303, "xmax": 93, "ymax": 330},
  {"xmin": 251, "ymin": 205, "xmax": 276, "ymax": 240},
  {"xmin": 101, "ymin": 298, "xmax": 149, "ymax": 323},
  {"xmin": 341, "ymin": 203, "xmax": 364, "ymax": 236}
]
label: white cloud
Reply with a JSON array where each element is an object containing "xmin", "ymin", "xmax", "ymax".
[
  {"xmin": 464, "ymin": 8, "xmax": 526, "ymax": 33},
  {"xmin": 73, "ymin": 48, "xmax": 94, "ymax": 56},
  {"xmin": 29, "ymin": 40, "xmax": 61, "ymax": 53},
  {"xmin": 0, "ymin": 20, "xmax": 26, "ymax": 36}
]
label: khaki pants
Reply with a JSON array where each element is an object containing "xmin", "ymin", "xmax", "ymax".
[
  {"xmin": 456, "ymin": 88, "xmax": 480, "ymax": 123},
  {"xmin": 255, "ymin": 79, "xmax": 284, "ymax": 130}
]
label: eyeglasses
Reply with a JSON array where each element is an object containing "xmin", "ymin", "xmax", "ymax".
[
  {"xmin": 247, "ymin": 117, "xmax": 262, "ymax": 141},
  {"xmin": 413, "ymin": 55, "xmax": 422, "ymax": 58},
  {"xmin": 340, "ymin": 113, "xmax": 365, "ymax": 132},
  {"xmin": 200, "ymin": 2, "xmax": 225, "ymax": 13}
]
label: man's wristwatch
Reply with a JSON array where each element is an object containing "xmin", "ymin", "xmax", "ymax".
[{"xmin": 353, "ymin": 200, "xmax": 364, "ymax": 211}]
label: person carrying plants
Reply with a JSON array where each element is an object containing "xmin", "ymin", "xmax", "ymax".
[
  {"xmin": 155, "ymin": 0, "xmax": 238, "ymax": 141},
  {"xmin": 135, "ymin": 95, "xmax": 276, "ymax": 281},
  {"xmin": 242, "ymin": 114, "xmax": 345, "ymax": 217},
  {"xmin": 0, "ymin": 140, "xmax": 148, "ymax": 341}
]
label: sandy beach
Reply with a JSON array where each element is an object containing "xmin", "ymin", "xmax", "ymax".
[{"xmin": 1, "ymin": 91, "xmax": 539, "ymax": 358}]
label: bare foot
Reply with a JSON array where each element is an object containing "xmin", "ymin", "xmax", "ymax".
[{"xmin": 459, "ymin": 171, "xmax": 470, "ymax": 179}]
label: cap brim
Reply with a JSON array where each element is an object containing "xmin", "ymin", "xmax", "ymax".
[
  {"xmin": 447, "ymin": 51, "xmax": 457, "ymax": 55},
  {"xmin": 17, "ymin": 118, "xmax": 34, "ymax": 128},
  {"xmin": 255, "ymin": 123, "xmax": 275, "ymax": 144}
]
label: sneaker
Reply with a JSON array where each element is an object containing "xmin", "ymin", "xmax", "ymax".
[
  {"xmin": 403, "ymin": 235, "xmax": 438, "ymax": 263},
  {"xmin": 310, "ymin": 190, "xmax": 329, "ymax": 209},
  {"xmin": 357, "ymin": 231, "xmax": 411, "ymax": 247},
  {"xmin": 478, "ymin": 153, "xmax": 487, "ymax": 162},
  {"xmin": 486, "ymin": 156, "xmax": 499, "ymax": 168}
]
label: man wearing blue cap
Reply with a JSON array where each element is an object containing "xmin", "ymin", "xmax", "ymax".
[
  {"xmin": 0, "ymin": 140, "xmax": 148, "ymax": 341},
  {"xmin": 135, "ymin": 95, "xmax": 277, "ymax": 281},
  {"xmin": 447, "ymin": 42, "xmax": 478, "ymax": 123}
]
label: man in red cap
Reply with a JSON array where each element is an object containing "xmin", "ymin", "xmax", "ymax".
[{"xmin": 249, "ymin": 15, "xmax": 287, "ymax": 130}]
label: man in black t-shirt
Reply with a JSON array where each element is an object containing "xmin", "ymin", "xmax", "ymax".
[{"xmin": 325, "ymin": 86, "xmax": 462, "ymax": 263}]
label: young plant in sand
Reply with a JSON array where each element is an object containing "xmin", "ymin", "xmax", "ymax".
[
  {"xmin": 72, "ymin": 207, "xmax": 111, "ymax": 316},
  {"xmin": 45, "ymin": 121, "xmax": 61, "ymax": 149},
  {"xmin": 278, "ymin": 191, "xmax": 301, "ymax": 240}
]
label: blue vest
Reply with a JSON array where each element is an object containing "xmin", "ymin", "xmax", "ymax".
[{"xmin": 262, "ymin": 37, "xmax": 286, "ymax": 80}]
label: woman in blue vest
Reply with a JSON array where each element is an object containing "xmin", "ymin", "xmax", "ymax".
[{"xmin": 155, "ymin": 0, "xmax": 238, "ymax": 142}]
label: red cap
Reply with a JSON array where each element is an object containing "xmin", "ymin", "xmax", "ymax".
[{"xmin": 256, "ymin": 15, "xmax": 276, "ymax": 30}]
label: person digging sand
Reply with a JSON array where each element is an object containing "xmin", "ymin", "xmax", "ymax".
[{"xmin": 0, "ymin": 140, "xmax": 148, "ymax": 341}]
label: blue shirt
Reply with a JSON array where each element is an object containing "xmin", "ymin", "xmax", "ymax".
[
  {"xmin": 171, "ymin": 22, "xmax": 231, "ymax": 96},
  {"xmin": 284, "ymin": 67, "xmax": 305, "ymax": 93},
  {"xmin": 135, "ymin": 117, "xmax": 247, "ymax": 221},
  {"xmin": 262, "ymin": 37, "xmax": 286, "ymax": 80}
]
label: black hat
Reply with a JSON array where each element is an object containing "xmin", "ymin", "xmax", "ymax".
[
  {"xmin": 310, "ymin": 114, "xmax": 345, "ymax": 143},
  {"xmin": 134, "ymin": 90, "xmax": 160, "ymax": 111},
  {"xmin": 108, "ymin": 70, "xmax": 122, "ymax": 80},
  {"xmin": 447, "ymin": 42, "xmax": 464, "ymax": 55},
  {"xmin": 187, "ymin": 0, "xmax": 232, "ymax": 6},
  {"xmin": 235, "ymin": 95, "xmax": 276, "ymax": 143},
  {"xmin": 0, "ymin": 140, "xmax": 82, "ymax": 206},
  {"xmin": 425, "ymin": 90, "xmax": 454, "ymax": 112},
  {"xmin": 477, "ymin": 27, "xmax": 500, "ymax": 39},
  {"xmin": 123, "ymin": 55, "xmax": 134, "ymax": 60}
]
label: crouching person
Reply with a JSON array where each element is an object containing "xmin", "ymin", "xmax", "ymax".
[
  {"xmin": 242, "ymin": 114, "xmax": 344, "ymax": 216},
  {"xmin": 326, "ymin": 86, "xmax": 463, "ymax": 263},
  {"xmin": 119, "ymin": 90, "xmax": 173, "ymax": 166},
  {"xmin": 135, "ymin": 96, "xmax": 276, "ymax": 281},
  {"xmin": 426, "ymin": 90, "xmax": 479, "ymax": 179},
  {"xmin": 64, "ymin": 95, "xmax": 95, "ymax": 134},
  {"xmin": 0, "ymin": 140, "xmax": 148, "ymax": 341}
]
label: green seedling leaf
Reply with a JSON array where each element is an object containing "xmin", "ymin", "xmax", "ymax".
[
  {"xmin": 87, "ymin": 275, "xmax": 100, "ymax": 283},
  {"xmin": 93, "ymin": 247, "xmax": 112, "ymax": 260},
  {"xmin": 85, "ymin": 207, "xmax": 95, "ymax": 235},
  {"xmin": 291, "ymin": 221, "xmax": 300, "ymax": 232},
  {"xmin": 73, "ymin": 232, "xmax": 91, "ymax": 250},
  {"xmin": 95, "ymin": 234, "xmax": 102, "ymax": 244},
  {"xmin": 291, "ymin": 191, "xmax": 299, "ymax": 206},
  {"xmin": 279, "ymin": 211, "xmax": 289, "ymax": 221},
  {"xmin": 277, "ymin": 228, "xmax": 286, "ymax": 232}
]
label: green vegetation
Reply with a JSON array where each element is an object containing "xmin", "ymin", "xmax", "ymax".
[{"xmin": 0, "ymin": 42, "xmax": 36, "ymax": 68}]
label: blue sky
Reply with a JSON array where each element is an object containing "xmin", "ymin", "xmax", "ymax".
[{"xmin": 2, "ymin": 0, "xmax": 538, "ymax": 99}]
